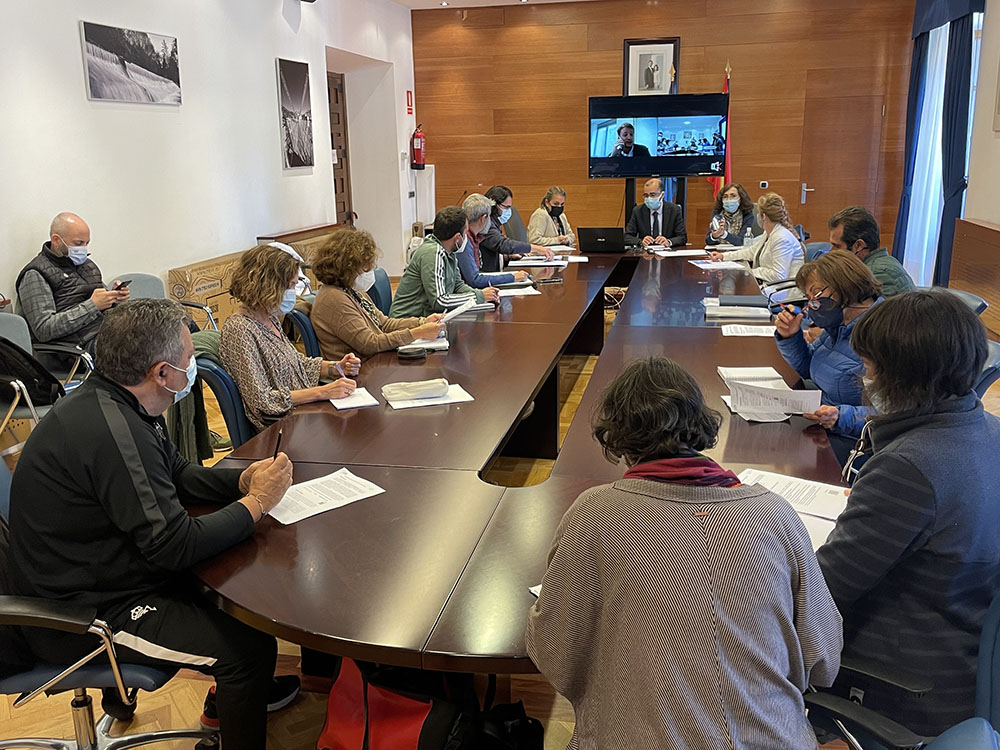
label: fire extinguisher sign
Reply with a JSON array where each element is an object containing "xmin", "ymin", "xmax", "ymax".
[{"xmin": 406, "ymin": 90, "xmax": 413, "ymax": 115}]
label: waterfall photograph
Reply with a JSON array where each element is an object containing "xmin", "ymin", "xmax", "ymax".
[
  {"xmin": 81, "ymin": 21, "xmax": 181, "ymax": 105},
  {"xmin": 276, "ymin": 58, "xmax": 315, "ymax": 169}
]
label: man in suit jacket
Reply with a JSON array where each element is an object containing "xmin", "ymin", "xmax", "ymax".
[{"xmin": 625, "ymin": 178, "xmax": 687, "ymax": 248}]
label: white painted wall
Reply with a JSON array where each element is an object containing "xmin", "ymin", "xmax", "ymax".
[
  {"xmin": 0, "ymin": 0, "xmax": 416, "ymax": 301},
  {"xmin": 967, "ymin": 0, "xmax": 1000, "ymax": 221}
]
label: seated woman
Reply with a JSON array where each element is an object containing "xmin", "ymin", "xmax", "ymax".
[
  {"xmin": 310, "ymin": 228, "xmax": 445, "ymax": 360},
  {"xmin": 459, "ymin": 194, "xmax": 529, "ymax": 288},
  {"xmin": 818, "ymin": 289, "xmax": 1000, "ymax": 736},
  {"xmin": 709, "ymin": 192, "xmax": 803, "ymax": 283},
  {"xmin": 774, "ymin": 250, "xmax": 881, "ymax": 444},
  {"xmin": 526, "ymin": 357, "xmax": 842, "ymax": 750},
  {"xmin": 527, "ymin": 186, "xmax": 576, "ymax": 248},
  {"xmin": 220, "ymin": 244, "xmax": 360, "ymax": 431},
  {"xmin": 705, "ymin": 182, "xmax": 762, "ymax": 247}
]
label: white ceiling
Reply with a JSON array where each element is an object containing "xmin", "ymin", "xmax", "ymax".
[{"xmin": 395, "ymin": 0, "xmax": 605, "ymax": 9}]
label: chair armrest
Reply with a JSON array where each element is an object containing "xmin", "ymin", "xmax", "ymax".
[
  {"xmin": 839, "ymin": 656, "xmax": 934, "ymax": 697},
  {"xmin": 178, "ymin": 301, "xmax": 218, "ymax": 331},
  {"xmin": 32, "ymin": 342, "xmax": 87, "ymax": 357},
  {"xmin": 0, "ymin": 595, "xmax": 97, "ymax": 634},
  {"xmin": 804, "ymin": 692, "xmax": 928, "ymax": 750}
]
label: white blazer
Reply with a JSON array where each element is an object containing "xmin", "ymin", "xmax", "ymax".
[
  {"xmin": 527, "ymin": 207, "xmax": 576, "ymax": 247},
  {"xmin": 725, "ymin": 223, "xmax": 804, "ymax": 283}
]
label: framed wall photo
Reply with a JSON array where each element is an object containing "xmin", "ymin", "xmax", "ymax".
[
  {"xmin": 624, "ymin": 38, "xmax": 680, "ymax": 96},
  {"xmin": 276, "ymin": 58, "xmax": 315, "ymax": 169},
  {"xmin": 80, "ymin": 21, "xmax": 181, "ymax": 105}
]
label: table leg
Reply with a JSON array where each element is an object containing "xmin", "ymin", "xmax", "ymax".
[
  {"xmin": 566, "ymin": 294, "xmax": 605, "ymax": 356},
  {"xmin": 502, "ymin": 363, "xmax": 559, "ymax": 460}
]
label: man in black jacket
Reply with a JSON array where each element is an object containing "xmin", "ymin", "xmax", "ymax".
[
  {"xmin": 625, "ymin": 178, "xmax": 687, "ymax": 248},
  {"xmin": 8, "ymin": 298, "xmax": 294, "ymax": 750}
]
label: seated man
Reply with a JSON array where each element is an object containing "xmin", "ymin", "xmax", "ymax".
[
  {"xmin": 625, "ymin": 178, "xmax": 687, "ymax": 248},
  {"xmin": 8, "ymin": 298, "xmax": 297, "ymax": 750},
  {"xmin": 390, "ymin": 206, "xmax": 499, "ymax": 318},
  {"xmin": 15, "ymin": 212, "xmax": 129, "ymax": 353},
  {"xmin": 459, "ymin": 193, "xmax": 529, "ymax": 288},
  {"xmin": 828, "ymin": 206, "xmax": 915, "ymax": 297}
]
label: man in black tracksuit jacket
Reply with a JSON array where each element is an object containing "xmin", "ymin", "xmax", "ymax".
[{"xmin": 8, "ymin": 298, "xmax": 293, "ymax": 750}]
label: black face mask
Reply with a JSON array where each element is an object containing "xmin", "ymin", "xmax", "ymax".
[
  {"xmin": 806, "ymin": 297, "xmax": 845, "ymax": 330},
  {"xmin": 548, "ymin": 205, "xmax": 564, "ymax": 219}
]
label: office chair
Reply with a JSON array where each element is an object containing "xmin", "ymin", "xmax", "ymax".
[
  {"xmin": 915, "ymin": 286, "xmax": 989, "ymax": 316},
  {"xmin": 122, "ymin": 272, "xmax": 219, "ymax": 331},
  {"xmin": 806, "ymin": 594, "xmax": 1000, "ymax": 749},
  {"xmin": 505, "ymin": 207, "xmax": 529, "ymax": 244},
  {"xmin": 0, "ymin": 311, "xmax": 93, "ymax": 388},
  {"xmin": 195, "ymin": 358, "xmax": 256, "ymax": 450},
  {"xmin": 368, "ymin": 268, "xmax": 393, "ymax": 316},
  {"xmin": 286, "ymin": 310, "xmax": 320, "ymax": 357},
  {"xmin": 975, "ymin": 340, "xmax": 1000, "ymax": 398},
  {"xmin": 805, "ymin": 242, "xmax": 831, "ymax": 262},
  {"xmin": 793, "ymin": 224, "xmax": 811, "ymax": 243},
  {"xmin": 0, "ymin": 465, "xmax": 219, "ymax": 749},
  {"xmin": 0, "ymin": 315, "xmax": 64, "ymax": 450}
]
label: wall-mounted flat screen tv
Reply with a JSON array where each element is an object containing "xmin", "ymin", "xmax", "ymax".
[{"xmin": 588, "ymin": 93, "xmax": 729, "ymax": 179}]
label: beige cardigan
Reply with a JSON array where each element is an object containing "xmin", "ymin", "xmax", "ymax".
[
  {"xmin": 527, "ymin": 207, "xmax": 576, "ymax": 247},
  {"xmin": 311, "ymin": 285, "xmax": 423, "ymax": 360}
]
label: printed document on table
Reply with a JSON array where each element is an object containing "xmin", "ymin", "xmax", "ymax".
[
  {"xmin": 653, "ymin": 248, "xmax": 710, "ymax": 258},
  {"xmin": 717, "ymin": 366, "xmax": 788, "ymax": 390},
  {"xmin": 507, "ymin": 259, "xmax": 569, "ymax": 268},
  {"xmin": 386, "ymin": 383, "xmax": 474, "ymax": 410},
  {"xmin": 729, "ymin": 380, "xmax": 822, "ymax": 415},
  {"xmin": 497, "ymin": 286, "xmax": 542, "ymax": 298},
  {"xmin": 269, "ymin": 468, "xmax": 386, "ymax": 525},
  {"xmin": 689, "ymin": 259, "xmax": 747, "ymax": 271},
  {"xmin": 797, "ymin": 513, "xmax": 836, "ymax": 551},
  {"xmin": 720, "ymin": 394, "xmax": 789, "ymax": 423},
  {"xmin": 399, "ymin": 337, "xmax": 450, "ymax": 352},
  {"xmin": 563, "ymin": 255, "xmax": 589, "ymax": 262},
  {"xmin": 330, "ymin": 387, "xmax": 379, "ymax": 410},
  {"xmin": 546, "ymin": 245, "xmax": 576, "ymax": 253},
  {"xmin": 722, "ymin": 324, "xmax": 778, "ymax": 337},
  {"xmin": 738, "ymin": 468, "xmax": 849, "ymax": 522}
]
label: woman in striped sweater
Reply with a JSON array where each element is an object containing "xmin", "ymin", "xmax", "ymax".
[{"xmin": 526, "ymin": 357, "xmax": 842, "ymax": 750}]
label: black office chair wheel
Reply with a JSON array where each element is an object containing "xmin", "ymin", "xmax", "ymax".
[{"xmin": 101, "ymin": 686, "xmax": 137, "ymax": 722}]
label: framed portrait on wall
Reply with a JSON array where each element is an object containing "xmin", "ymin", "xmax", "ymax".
[
  {"xmin": 276, "ymin": 58, "xmax": 315, "ymax": 169},
  {"xmin": 623, "ymin": 37, "xmax": 680, "ymax": 97}
]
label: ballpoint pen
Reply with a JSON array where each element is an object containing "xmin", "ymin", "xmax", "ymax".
[{"xmin": 272, "ymin": 428, "xmax": 283, "ymax": 460}]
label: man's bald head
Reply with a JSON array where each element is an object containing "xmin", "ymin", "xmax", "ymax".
[{"xmin": 49, "ymin": 212, "xmax": 90, "ymax": 256}]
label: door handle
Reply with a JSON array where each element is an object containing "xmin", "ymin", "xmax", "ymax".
[{"xmin": 801, "ymin": 182, "xmax": 816, "ymax": 204}]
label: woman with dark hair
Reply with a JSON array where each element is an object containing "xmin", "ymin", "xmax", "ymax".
[
  {"xmin": 708, "ymin": 192, "xmax": 803, "ymax": 282},
  {"xmin": 475, "ymin": 185, "xmax": 554, "ymax": 271},
  {"xmin": 816, "ymin": 289, "xmax": 1000, "ymax": 736},
  {"xmin": 526, "ymin": 357, "xmax": 842, "ymax": 750},
  {"xmin": 774, "ymin": 249, "xmax": 881, "ymax": 442},
  {"xmin": 705, "ymin": 183, "xmax": 761, "ymax": 247}
]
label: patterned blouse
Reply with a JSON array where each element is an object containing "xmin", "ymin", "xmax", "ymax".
[{"xmin": 219, "ymin": 313, "xmax": 322, "ymax": 431}]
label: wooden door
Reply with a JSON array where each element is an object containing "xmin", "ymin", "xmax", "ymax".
[
  {"xmin": 796, "ymin": 93, "xmax": 886, "ymax": 242},
  {"xmin": 327, "ymin": 72, "xmax": 355, "ymax": 225}
]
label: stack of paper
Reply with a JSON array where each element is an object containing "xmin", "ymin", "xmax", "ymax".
[
  {"xmin": 722, "ymin": 324, "xmax": 778, "ymax": 337},
  {"xmin": 399, "ymin": 336, "xmax": 450, "ymax": 353},
  {"xmin": 546, "ymin": 245, "xmax": 575, "ymax": 253},
  {"xmin": 653, "ymin": 248, "xmax": 710, "ymax": 258},
  {"xmin": 738, "ymin": 468, "xmax": 849, "ymax": 550},
  {"xmin": 385, "ymin": 383, "xmax": 475, "ymax": 410},
  {"xmin": 507, "ymin": 258, "xmax": 569, "ymax": 268},
  {"xmin": 330, "ymin": 387, "xmax": 380, "ymax": 410},
  {"xmin": 269, "ymin": 468, "xmax": 386, "ymax": 525},
  {"xmin": 717, "ymin": 366, "xmax": 820, "ymax": 421},
  {"xmin": 497, "ymin": 286, "xmax": 542, "ymax": 298},
  {"xmin": 705, "ymin": 306, "xmax": 772, "ymax": 321},
  {"xmin": 689, "ymin": 259, "xmax": 747, "ymax": 271},
  {"xmin": 563, "ymin": 255, "xmax": 589, "ymax": 263},
  {"xmin": 442, "ymin": 299, "xmax": 494, "ymax": 321}
]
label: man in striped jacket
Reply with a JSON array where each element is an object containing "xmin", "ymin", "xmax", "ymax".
[{"xmin": 389, "ymin": 206, "xmax": 498, "ymax": 318}]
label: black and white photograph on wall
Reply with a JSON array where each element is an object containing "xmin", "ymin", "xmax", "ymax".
[
  {"xmin": 277, "ymin": 58, "xmax": 314, "ymax": 168},
  {"xmin": 80, "ymin": 21, "xmax": 181, "ymax": 105},
  {"xmin": 624, "ymin": 38, "xmax": 680, "ymax": 97}
]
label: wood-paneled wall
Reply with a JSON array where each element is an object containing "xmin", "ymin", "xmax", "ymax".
[{"xmin": 412, "ymin": 0, "xmax": 914, "ymax": 245}]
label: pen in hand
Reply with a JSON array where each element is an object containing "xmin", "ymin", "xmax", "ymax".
[
  {"xmin": 334, "ymin": 362, "xmax": 346, "ymax": 379},
  {"xmin": 272, "ymin": 427, "xmax": 283, "ymax": 460}
]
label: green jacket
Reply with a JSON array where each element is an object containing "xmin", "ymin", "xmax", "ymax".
[
  {"xmin": 864, "ymin": 248, "xmax": 915, "ymax": 298},
  {"xmin": 389, "ymin": 236, "xmax": 484, "ymax": 317}
]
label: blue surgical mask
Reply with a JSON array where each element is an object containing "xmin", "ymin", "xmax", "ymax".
[
  {"xmin": 67, "ymin": 244, "xmax": 89, "ymax": 266},
  {"xmin": 806, "ymin": 297, "xmax": 844, "ymax": 330},
  {"xmin": 498, "ymin": 207, "xmax": 512, "ymax": 225},
  {"xmin": 722, "ymin": 199, "xmax": 740, "ymax": 213},
  {"xmin": 644, "ymin": 196, "xmax": 662, "ymax": 211},
  {"xmin": 279, "ymin": 288, "xmax": 297, "ymax": 314},
  {"xmin": 164, "ymin": 357, "xmax": 197, "ymax": 404}
]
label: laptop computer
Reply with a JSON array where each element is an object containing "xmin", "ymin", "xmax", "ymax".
[{"xmin": 577, "ymin": 227, "xmax": 625, "ymax": 253}]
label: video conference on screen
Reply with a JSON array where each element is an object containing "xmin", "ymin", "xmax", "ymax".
[{"xmin": 589, "ymin": 115, "xmax": 726, "ymax": 159}]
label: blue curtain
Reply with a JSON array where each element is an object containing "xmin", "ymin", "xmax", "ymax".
[
  {"xmin": 933, "ymin": 14, "xmax": 974, "ymax": 285},
  {"xmin": 892, "ymin": 33, "xmax": 929, "ymax": 263},
  {"xmin": 913, "ymin": 0, "xmax": 983, "ymax": 36}
]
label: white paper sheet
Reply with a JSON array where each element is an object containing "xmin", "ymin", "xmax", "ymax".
[
  {"xmin": 269, "ymin": 468, "xmax": 386, "ymax": 525},
  {"xmin": 329, "ymin": 387, "xmax": 379, "ymax": 410},
  {"xmin": 385, "ymin": 383, "xmax": 474, "ymax": 410},
  {"xmin": 507, "ymin": 259, "xmax": 569, "ymax": 268},
  {"xmin": 528, "ymin": 584, "xmax": 541, "ymax": 598},
  {"xmin": 717, "ymin": 366, "xmax": 787, "ymax": 388},
  {"xmin": 705, "ymin": 306, "xmax": 773, "ymax": 321},
  {"xmin": 689, "ymin": 259, "xmax": 747, "ymax": 271},
  {"xmin": 797, "ymin": 513, "xmax": 837, "ymax": 551},
  {"xmin": 442, "ymin": 298, "xmax": 477, "ymax": 322},
  {"xmin": 399, "ymin": 336, "xmax": 450, "ymax": 352},
  {"xmin": 720, "ymin": 394, "xmax": 789, "ymax": 423},
  {"xmin": 653, "ymin": 248, "xmax": 710, "ymax": 258},
  {"xmin": 497, "ymin": 287, "xmax": 542, "ymax": 298},
  {"xmin": 729, "ymin": 380, "xmax": 822, "ymax": 415},
  {"xmin": 563, "ymin": 255, "xmax": 589, "ymax": 262},
  {"xmin": 722, "ymin": 325, "xmax": 778, "ymax": 337},
  {"xmin": 738, "ymin": 468, "xmax": 849, "ymax": 522},
  {"xmin": 545, "ymin": 245, "xmax": 576, "ymax": 253},
  {"xmin": 702, "ymin": 297, "xmax": 720, "ymax": 307}
]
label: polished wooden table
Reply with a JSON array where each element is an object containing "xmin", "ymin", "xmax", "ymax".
[{"xmin": 197, "ymin": 251, "xmax": 844, "ymax": 671}]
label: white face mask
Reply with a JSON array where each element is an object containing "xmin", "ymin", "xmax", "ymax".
[
  {"xmin": 454, "ymin": 234, "xmax": 468, "ymax": 254},
  {"xmin": 164, "ymin": 357, "xmax": 197, "ymax": 404},
  {"xmin": 863, "ymin": 376, "xmax": 887, "ymax": 413},
  {"xmin": 354, "ymin": 269, "xmax": 376, "ymax": 292}
]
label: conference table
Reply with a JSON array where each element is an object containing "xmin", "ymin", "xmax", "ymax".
[{"xmin": 195, "ymin": 249, "xmax": 845, "ymax": 675}]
